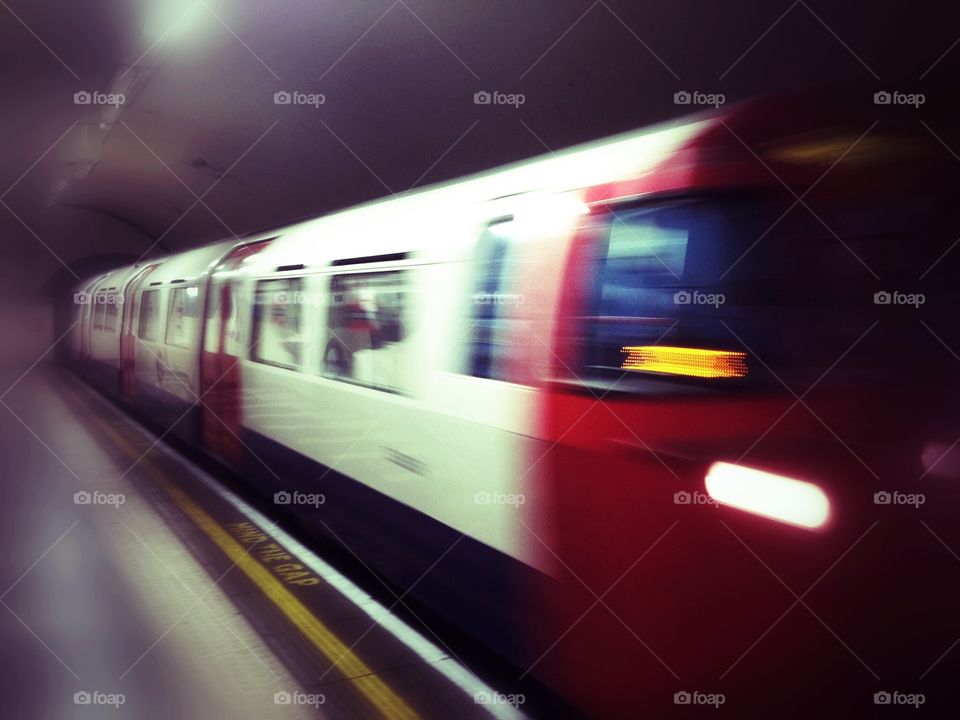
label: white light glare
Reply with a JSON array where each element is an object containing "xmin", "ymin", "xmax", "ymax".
[
  {"xmin": 489, "ymin": 195, "xmax": 589, "ymax": 239},
  {"xmin": 705, "ymin": 462, "xmax": 830, "ymax": 530}
]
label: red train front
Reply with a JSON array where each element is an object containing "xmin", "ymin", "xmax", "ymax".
[{"xmin": 523, "ymin": 96, "xmax": 960, "ymax": 717}]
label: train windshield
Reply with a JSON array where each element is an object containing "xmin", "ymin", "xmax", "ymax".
[{"xmin": 579, "ymin": 195, "xmax": 959, "ymax": 391}]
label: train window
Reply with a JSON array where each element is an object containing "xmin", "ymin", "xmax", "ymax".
[
  {"xmin": 202, "ymin": 285, "xmax": 220, "ymax": 353},
  {"xmin": 252, "ymin": 277, "xmax": 305, "ymax": 370},
  {"xmin": 225, "ymin": 282, "xmax": 242, "ymax": 348},
  {"xmin": 465, "ymin": 219, "xmax": 524, "ymax": 380},
  {"xmin": 322, "ymin": 270, "xmax": 409, "ymax": 392},
  {"xmin": 581, "ymin": 199, "xmax": 762, "ymax": 386},
  {"xmin": 102, "ymin": 294, "xmax": 120, "ymax": 333},
  {"xmin": 204, "ymin": 281, "xmax": 244, "ymax": 355},
  {"xmin": 574, "ymin": 194, "xmax": 960, "ymax": 391},
  {"xmin": 138, "ymin": 290, "xmax": 161, "ymax": 341},
  {"xmin": 165, "ymin": 285, "xmax": 200, "ymax": 348},
  {"xmin": 92, "ymin": 295, "xmax": 106, "ymax": 330}
]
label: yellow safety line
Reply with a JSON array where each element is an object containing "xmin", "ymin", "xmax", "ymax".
[{"xmin": 66, "ymin": 381, "xmax": 420, "ymax": 720}]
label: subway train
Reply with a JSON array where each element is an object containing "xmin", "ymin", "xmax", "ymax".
[{"xmin": 66, "ymin": 95, "xmax": 960, "ymax": 717}]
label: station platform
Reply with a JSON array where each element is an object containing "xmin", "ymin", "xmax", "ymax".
[{"xmin": 0, "ymin": 358, "xmax": 533, "ymax": 719}]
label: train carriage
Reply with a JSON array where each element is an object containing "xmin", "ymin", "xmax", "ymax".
[{"xmin": 67, "ymin": 95, "xmax": 960, "ymax": 718}]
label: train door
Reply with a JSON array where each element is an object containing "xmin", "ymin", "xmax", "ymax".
[
  {"xmin": 200, "ymin": 240, "xmax": 272, "ymax": 465},
  {"xmin": 119, "ymin": 265, "xmax": 160, "ymax": 398},
  {"xmin": 80, "ymin": 275, "xmax": 107, "ymax": 361}
]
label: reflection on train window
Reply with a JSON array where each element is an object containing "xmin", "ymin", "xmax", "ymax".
[
  {"xmin": 323, "ymin": 270, "xmax": 409, "ymax": 392},
  {"xmin": 202, "ymin": 286, "xmax": 219, "ymax": 353},
  {"xmin": 252, "ymin": 277, "xmax": 304, "ymax": 370},
  {"xmin": 596, "ymin": 208, "xmax": 690, "ymax": 320},
  {"xmin": 225, "ymin": 282, "xmax": 242, "ymax": 347},
  {"xmin": 203, "ymin": 281, "xmax": 242, "ymax": 355},
  {"xmin": 92, "ymin": 295, "xmax": 106, "ymax": 330},
  {"xmin": 582, "ymin": 201, "xmax": 745, "ymax": 382},
  {"xmin": 466, "ymin": 219, "xmax": 523, "ymax": 380},
  {"xmin": 138, "ymin": 290, "xmax": 160, "ymax": 341},
  {"xmin": 165, "ymin": 286, "xmax": 200, "ymax": 348},
  {"xmin": 102, "ymin": 294, "xmax": 120, "ymax": 333}
]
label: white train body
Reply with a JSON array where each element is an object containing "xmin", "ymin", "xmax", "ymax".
[{"xmin": 66, "ymin": 97, "xmax": 954, "ymax": 717}]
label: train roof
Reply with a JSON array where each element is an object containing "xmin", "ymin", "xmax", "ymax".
[
  {"xmin": 137, "ymin": 241, "xmax": 235, "ymax": 286},
  {"xmin": 73, "ymin": 92, "xmax": 953, "ymax": 287},
  {"xmin": 87, "ymin": 264, "xmax": 138, "ymax": 294},
  {"xmin": 243, "ymin": 115, "xmax": 715, "ymax": 273}
]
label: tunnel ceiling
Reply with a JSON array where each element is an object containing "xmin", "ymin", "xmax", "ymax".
[{"xmin": 1, "ymin": 0, "xmax": 959, "ymax": 294}]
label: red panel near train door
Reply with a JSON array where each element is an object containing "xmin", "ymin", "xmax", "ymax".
[
  {"xmin": 200, "ymin": 240, "xmax": 272, "ymax": 467},
  {"xmin": 528, "ymin": 206, "xmax": 805, "ymax": 717}
]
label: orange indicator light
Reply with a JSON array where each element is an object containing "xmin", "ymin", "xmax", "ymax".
[{"xmin": 620, "ymin": 346, "xmax": 747, "ymax": 378}]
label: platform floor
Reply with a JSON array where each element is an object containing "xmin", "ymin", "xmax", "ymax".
[{"xmin": 0, "ymin": 358, "xmax": 530, "ymax": 719}]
